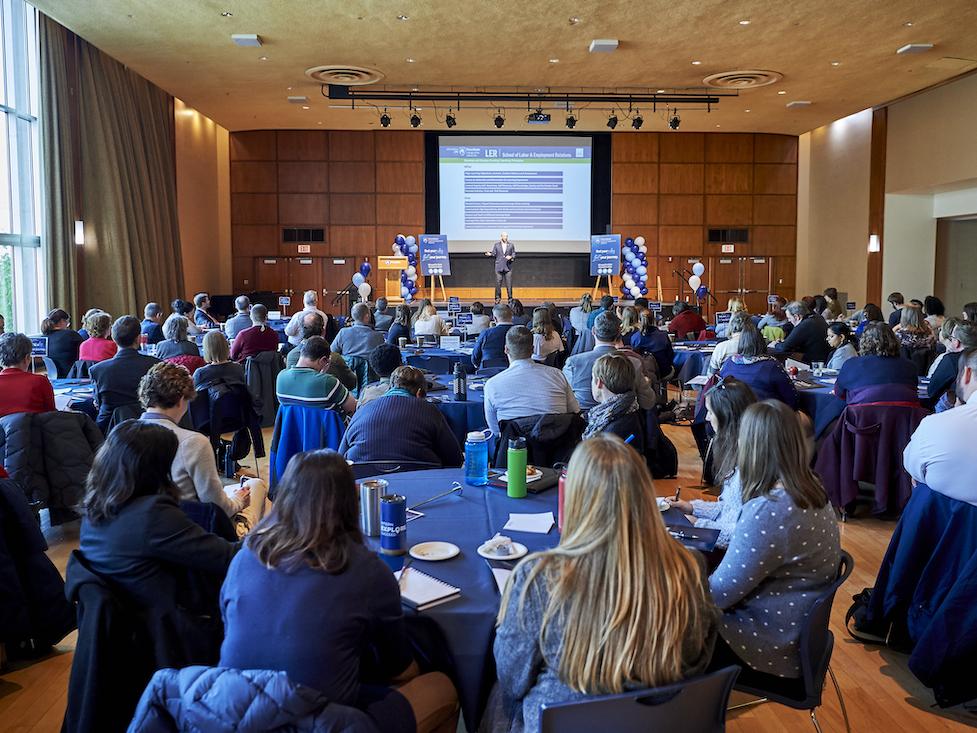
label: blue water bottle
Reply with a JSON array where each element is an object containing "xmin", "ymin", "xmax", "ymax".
[{"xmin": 465, "ymin": 430, "xmax": 491, "ymax": 486}]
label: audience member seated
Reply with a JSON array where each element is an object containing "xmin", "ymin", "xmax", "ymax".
[
  {"xmin": 413, "ymin": 304, "xmax": 450, "ymax": 338},
  {"xmin": 138, "ymin": 363, "xmax": 267, "ymax": 528},
  {"xmin": 284, "ymin": 290, "xmax": 328, "ymax": 346},
  {"xmin": 471, "ymin": 303, "xmax": 514, "ymax": 368},
  {"xmin": 719, "ymin": 323, "xmax": 798, "ymax": 409},
  {"xmin": 230, "ymin": 304, "xmax": 280, "ymax": 362},
  {"xmin": 896, "ymin": 304, "xmax": 936, "ymax": 350},
  {"xmin": 926, "ymin": 321, "xmax": 977, "ymax": 407},
  {"xmin": 193, "ymin": 331, "xmax": 246, "ymax": 390},
  {"xmin": 90, "ymin": 316, "xmax": 160, "ymax": 433},
  {"xmin": 923, "ymin": 295, "xmax": 945, "ymax": 332},
  {"xmin": 563, "ymin": 312, "xmax": 656, "ymax": 412},
  {"xmin": 224, "ymin": 296, "xmax": 252, "ymax": 341},
  {"xmin": 339, "ymin": 366, "xmax": 462, "ymax": 468},
  {"xmin": 619, "ymin": 305, "xmax": 640, "ymax": 341},
  {"xmin": 707, "ymin": 400, "xmax": 840, "ymax": 679},
  {"xmin": 219, "ymin": 450, "xmax": 459, "ymax": 733},
  {"xmin": 76, "ymin": 308, "xmax": 99, "ymax": 341},
  {"xmin": 488, "ymin": 434, "xmax": 716, "ymax": 733},
  {"xmin": 410, "ymin": 298, "xmax": 434, "ymax": 329},
  {"xmin": 40, "ymin": 308, "xmax": 83, "ymax": 378},
  {"xmin": 385, "ymin": 304, "xmax": 414, "ymax": 346},
  {"xmin": 771, "ymin": 300, "xmax": 830, "ymax": 364},
  {"xmin": 855, "ymin": 302, "xmax": 885, "ymax": 338},
  {"xmin": 822, "ymin": 287, "xmax": 845, "ymax": 321},
  {"xmin": 373, "ymin": 297, "xmax": 393, "ymax": 331},
  {"xmin": 708, "ymin": 311, "xmax": 749, "ymax": 375},
  {"xmin": 156, "ymin": 314, "xmax": 199, "ymax": 360},
  {"xmin": 193, "ymin": 292, "xmax": 220, "ymax": 330},
  {"xmin": 630, "ymin": 310, "xmax": 674, "ymax": 377},
  {"xmin": 542, "ymin": 301, "xmax": 566, "ymax": 336},
  {"xmin": 332, "ymin": 302, "xmax": 387, "ymax": 360},
  {"xmin": 78, "ymin": 311, "xmax": 117, "ymax": 363},
  {"xmin": 927, "ymin": 317, "xmax": 962, "ymax": 378},
  {"xmin": 667, "ymin": 300, "xmax": 707, "ymax": 340},
  {"xmin": 284, "ymin": 311, "xmax": 357, "ymax": 391},
  {"xmin": 834, "ymin": 322, "xmax": 919, "ymax": 405},
  {"xmin": 757, "ymin": 295, "xmax": 790, "ymax": 335},
  {"xmin": 468, "ymin": 301, "xmax": 491, "ymax": 335},
  {"xmin": 569, "ymin": 294, "xmax": 593, "ymax": 335},
  {"xmin": 141, "ymin": 302, "xmax": 165, "ymax": 345},
  {"xmin": 715, "ymin": 298, "xmax": 746, "ymax": 339},
  {"xmin": 509, "ymin": 299, "xmax": 530, "ymax": 326},
  {"xmin": 825, "ymin": 322, "xmax": 858, "ymax": 371},
  {"xmin": 358, "ymin": 343, "xmax": 403, "ymax": 405},
  {"xmin": 531, "ymin": 307, "xmax": 564, "ymax": 362},
  {"xmin": 275, "ymin": 336, "xmax": 356, "ymax": 417},
  {"xmin": 887, "ymin": 291, "xmax": 905, "ymax": 328},
  {"xmin": 964, "ymin": 301, "xmax": 977, "ymax": 323},
  {"xmin": 582, "ymin": 354, "xmax": 642, "ymax": 448},
  {"xmin": 668, "ymin": 377, "xmax": 757, "ymax": 549},
  {"xmin": 172, "ymin": 299, "xmax": 202, "ymax": 336},
  {"xmin": 586, "ymin": 294, "xmax": 615, "ymax": 330},
  {"xmin": 905, "ymin": 348, "xmax": 977, "ymax": 505},
  {"xmin": 0, "ymin": 333, "xmax": 56, "ymax": 417},
  {"xmin": 483, "ymin": 326, "xmax": 579, "ymax": 435}
]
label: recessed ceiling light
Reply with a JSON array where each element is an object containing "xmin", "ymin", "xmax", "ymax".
[
  {"xmin": 568, "ymin": 16, "xmax": 581, "ymax": 25},
  {"xmin": 656, "ymin": 89, "xmax": 666, "ymax": 93},
  {"xmin": 397, "ymin": 14, "xmax": 409, "ymax": 21},
  {"xmin": 287, "ymin": 86, "xmax": 292, "ymax": 90},
  {"xmin": 549, "ymin": 58, "xmax": 560, "ymax": 63},
  {"xmin": 220, "ymin": 10, "xmax": 233, "ymax": 17},
  {"xmin": 904, "ymin": 21, "xmax": 914, "ymax": 27},
  {"xmin": 258, "ymin": 56, "xmax": 268, "ymax": 61},
  {"xmin": 301, "ymin": 105, "xmax": 310, "ymax": 110},
  {"xmin": 405, "ymin": 58, "xmax": 416, "ymax": 63},
  {"xmin": 317, "ymin": 121, "xmax": 322, "ymax": 125},
  {"xmin": 691, "ymin": 60, "xmax": 702, "ymax": 65},
  {"xmin": 745, "ymin": 108, "xmax": 751, "ymax": 112},
  {"xmin": 738, "ymin": 19, "xmax": 751, "ymax": 25},
  {"xmin": 715, "ymin": 124, "xmax": 721, "ymax": 127},
  {"xmin": 777, "ymin": 90, "xmax": 787, "ymax": 95},
  {"xmin": 831, "ymin": 61, "xmax": 841, "ymax": 66}
]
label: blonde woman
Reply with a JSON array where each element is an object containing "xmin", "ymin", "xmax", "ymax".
[
  {"xmin": 619, "ymin": 305, "xmax": 639, "ymax": 340},
  {"xmin": 194, "ymin": 330, "xmax": 245, "ymax": 390},
  {"xmin": 489, "ymin": 434, "xmax": 717, "ymax": 733},
  {"xmin": 413, "ymin": 304, "xmax": 449, "ymax": 337},
  {"xmin": 410, "ymin": 298, "xmax": 433, "ymax": 327},
  {"xmin": 78, "ymin": 311, "xmax": 117, "ymax": 362},
  {"xmin": 896, "ymin": 304, "xmax": 935, "ymax": 350},
  {"xmin": 568, "ymin": 294, "xmax": 593, "ymax": 335},
  {"xmin": 716, "ymin": 298, "xmax": 747, "ymax": 339},
  {"xmin": 530, "ymin": 307, "xmax": 563, "ymax": 362}
]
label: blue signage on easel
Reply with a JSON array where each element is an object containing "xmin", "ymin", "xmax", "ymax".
[
  {"xmin": 30, "ymin": 337, "xmax": 48, "ymax": 356},
  {"xmin": 716, "ymin": 311, "xmax": 732, "ymax": 326},
  {"xmin": 590, "ymin": 234, "xmax": 621, "ymax": 277},
  {"xmin": 419, "ymin": 234, "xmax": 451, "ymax": 276}
]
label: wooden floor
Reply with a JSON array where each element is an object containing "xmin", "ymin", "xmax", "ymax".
[{"xmin": 2, "ymin": 423, "xmax": 976, "ymax": 732}]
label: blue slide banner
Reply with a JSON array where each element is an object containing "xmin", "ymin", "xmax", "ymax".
[
  {"xmin": 590, "ymin": 234, "xmax": 621, "ymax": 277},
  {"xmin": 419, "ymin": 234, "xmax": 451, "ymax": 276}
]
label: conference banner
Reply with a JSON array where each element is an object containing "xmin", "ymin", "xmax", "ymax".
[
  {"xmin": 590, "ymin": 234, "xmax": 621, "ymax": 277},
  {"xmin": 419, "ymin": 234, "xmax": 451, "ymax": 276}
]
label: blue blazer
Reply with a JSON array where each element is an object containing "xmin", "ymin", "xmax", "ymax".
[
  {"xmin": 471, "ymin": 323, "xmax": 514, "ymax": 367},
  {"xmin": 490, "ymin": 240, "xmax": 515, "ymax": 272}
]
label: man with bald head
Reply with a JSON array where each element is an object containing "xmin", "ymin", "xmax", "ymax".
[
  {"xmin": 285, "ymin": 310, "xmax": 357, "ymax": 391},
  {"xmin": 225, "ymin": 295, "xmax": 252, "ymax": 340},
  {"xmin": 485, "ymin": 231, "xmax": 515, "ymax": 303}
]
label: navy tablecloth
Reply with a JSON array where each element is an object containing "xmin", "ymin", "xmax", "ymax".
[
  {"xmin": 402, "ymin": 346, "xmax": 476, "ymax": 374},
  {"xmin": 51, "ymin": 378, "xmax": 97, "ymax": 420},
  {"xmin": 796, "ymin": 377, "xmax": 929, "ymax": 440},
  {"xmin": 362, "ymin": 467, "xmax": 692, "ymax": 728},
  {"xmin": 672, "ymin": 348, "xmax": 714, "ymax": 382},
  {"xmin": 428, "ymin": 374, "xmax": 488, "ymax": 446}
]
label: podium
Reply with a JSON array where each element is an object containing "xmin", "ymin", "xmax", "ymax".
[{"xmin": 378, "ymin": 255, "xmax": 409, "ymax": 302}]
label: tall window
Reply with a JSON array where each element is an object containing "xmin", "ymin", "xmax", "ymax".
[{"xmin": 0, "ymin": 0, "xmax": 44, "ymax": 332}]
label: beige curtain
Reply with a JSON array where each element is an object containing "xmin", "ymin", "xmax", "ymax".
[{"xmin": 40, "ymin": 14, "xmax": 184, "ymax": 318}]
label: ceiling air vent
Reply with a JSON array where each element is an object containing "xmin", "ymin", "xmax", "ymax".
[
  {"xmin": 702, "ymin": 69, "xmax": 783, "ymax": 89},
  {"xmin": 304, "ymin": 65, "xmax": 385, "ymax": 86}
]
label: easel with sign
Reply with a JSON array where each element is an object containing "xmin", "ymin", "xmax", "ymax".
[
  {"xmin": 590, "ymin": 234, "xmax": 622, "ymax": 300},
  {"xmin": 592, "ymin": 267, "xmax": 615, "ymax": 298},
  {"xmin": 427, "ymin": 265, "xmax": 448, "ymax": 304}
]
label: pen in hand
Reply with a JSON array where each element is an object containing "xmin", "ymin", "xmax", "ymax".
[
  {"xmin": 673, "ymin": 487, "xmax": 681, "ymax": 502},
  {"xmin": 398, "ymin": 556, "xmax": 414, "ymax": 590}
]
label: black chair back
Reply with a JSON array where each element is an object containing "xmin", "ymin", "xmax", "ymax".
[
  {"xmin": 480, "ymin": 357, "xmax": 508, "ymax": 369},
  {"xmin": 540, "ymin": 666, "xmax": 739, "ymax": 733},
  {"xmin": 349, "ymin": 460, "xmax": 440, "ymax": 480},
  {"xmin": 901, "ymin": 345, "xmax": 936, "ymax": 376},
  {"xmin": 406, "ymin": 354, "xmax": 453, "ymax": 374},
  {"xmin": 67, "ymin": 359, "xmax": 98, "ymax": 379}
]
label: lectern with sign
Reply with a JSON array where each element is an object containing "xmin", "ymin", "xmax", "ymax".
[{"xmin": 378, "ymin": 255, "xmax": 410, "ymax": 302}]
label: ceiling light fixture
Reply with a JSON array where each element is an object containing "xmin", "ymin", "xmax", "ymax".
[
  {"xmin": 410, "ymin": 112, "xmax": 421, "ymax": 128},
  {"xmin": 549, "ymin": 58, "xmax": 560, "ymax": 64},
  {"xmin": 868, "ymin": 234, "xmax": 880, "ymax": 252},
  {"xmin": 831, "ymin": 61, "xmax": 841, "ymax": 66},
  {"xmin": 231, "ymin": 33, "xmax": 262, "ymax": 47},
  {"xmin": 691, "ymin": 60, "xmax": 702, "ymax": 65},
  {"xmin": 904, "ymin": 21, "xmax": 914, "ymax": 27},
  {"xmin": 568, "ymin": 16, "xmax": 580, "ymax": 25},
  {"xmin": 301, "ymin": 105, "xmax": 310, "ymax": 110},
  {"xmin": 494, "ymin": 112, "xmax": 505, "ymax": 128},
  {"xmin": 668, "ymin": 113, "xmax": 681, "ymax": 130},
  {"xmin": 656, "ymin": 89, "xmax": 666, "ymax": 94},
  {"xmin": 777, "ymin": 90, "xmax": 787, "ymax": 95},
  {"xmin": 565, "ymin": 113, "xmax": 577, "ymax": 129},
  {"xmin": 739, "ymin": 19, "xmax": 751, "ymax": 25},
  {"xmin": 380, "ymin": 110, "xmax": 391, "ymax": 127},
  {"xmin": 397, "ymin": 14, "xmax": 409, "ymax": 21},
  {"xmin": 220, "ymin": 10, "xmax": 233, "ymax": 17},
  {"xmin": 745, "ymin": 108, "xmax": 751, "ymax": 112},
  {"xmin": 715, "ymin": 124, "xmax": 721, "ymax": 127},
  {"xmin": 445, "ymin": 110, "xmax": 457, "ymax": 128},
  {"xmin": 258, "ymin": 56, "xmax": 269, "ymax": 61},
  {"xmin": 606, "ymin": 113, "xmax": 618, "ymax": 129},
  {"xmin": 632, "ymin": 113, "xmax": 643, "ymax": 129},
  {"xmin": 405, "ymin": 57, "xmax": 415, "ymax": 63}
]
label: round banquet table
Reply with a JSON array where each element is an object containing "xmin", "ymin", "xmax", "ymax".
[
  {"xmin": 360, "ymin": 467, "xmax": 694, "ymax": 728},
  {"xmin": 402, "ymin": 346, "xmax": 476, "ymax": 374},
  {"xmin": 795, "ymin": 376, "xmax": 929, "ymax": 439},
  {"xmin": 671, "ymin": 343, "xmax": 716, "ymax": 382},
  {"xmin": 427, "ymin": 374, "xmax": 489, "ymax": 446},
  {"xmin": 51, "ymin": 378, "xmax": 96, "ymax": 420}
]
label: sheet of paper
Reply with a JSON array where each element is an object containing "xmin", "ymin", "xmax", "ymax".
[
  {"xmin": 491, "ymin": 567, "xmax": 512, "ymax": 594},
  {"xmin": 686, "ymin": 375, "xmax": 710, "ymax": 387},
  {"xmin": 503, "ymin": 511, "xmax": 555, "ymax": 534},
  {"xmin": 440, "ymin": 336, "xmax": 462, "ymax": 350}
]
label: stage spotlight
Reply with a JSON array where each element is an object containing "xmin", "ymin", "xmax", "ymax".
[
  {"xmin": 379, "ymin": 111, "xmax": 391, "ymax": 128},
  {"xmin": 565, "ymin": 113, "xmax": 577, "ymax": 129},
  {"xmin": 606, "ymin": 114, "xmax": 618, "ymax": 129},
  {"xmin": 632, "ymin": 114, "xmax": 643, "ymax": 130},
  {"xmin": 445, "ymin": 111, "xmax": 457, "ymax": 128},
  {"xmin": 494, "ymin": 113, "xmax": 505, "ymax": 128},
  {"xmin": 668, "ymin": 113, "xmax": 681, "ymax": 130},
  {"xmin": 410, "ymin": 112, "xmax": 421, "ymax": 128}
]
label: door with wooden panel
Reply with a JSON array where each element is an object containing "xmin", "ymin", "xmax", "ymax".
[
  {"xmin": 742, "ymin": 256, "xmax": 773, "ymax": 314},
  {"xmin": 287, "ymin": 257, "xmax": 325, "ymax": 301},
  {"xmin": 710, "ymin": 257, "xmax": 742, "ymax": 313},
  {"xmin": 254, "ymin": 257, "xmax": 289, "ymax": 296}
]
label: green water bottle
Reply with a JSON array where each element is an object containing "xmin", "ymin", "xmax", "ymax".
[{"xmin": 507, "ymin": 437, "xmax": 528, "ymax": 499}]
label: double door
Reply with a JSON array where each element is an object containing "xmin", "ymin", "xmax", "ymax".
[
  {"xmin": 709, "ymin": 256, "xmax": 774, "ymax": 316},
  {"xmin": 254, "ymin": 256, "xmax": 360, "ymax": 307}
]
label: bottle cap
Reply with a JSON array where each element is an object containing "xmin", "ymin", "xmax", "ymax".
[
  {"xmin": 509, "ymin": 437, "xmax": 527, "ymax": 450},
  {"xmin": 467, "ymin": 430, "xmax": 489, "ymax": 442}
]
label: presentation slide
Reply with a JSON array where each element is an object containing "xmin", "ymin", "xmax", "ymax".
[{"xmin": 438, "ymin": 135, "xmax": 593, "ymax": 253}]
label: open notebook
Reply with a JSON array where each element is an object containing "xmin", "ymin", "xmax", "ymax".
[{"xmin": 394, "ymin": 568, "xmax": 461, "ymax": 611}]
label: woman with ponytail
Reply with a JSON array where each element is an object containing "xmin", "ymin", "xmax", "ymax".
[{"xmin": 40, "ymin": 308, "xmax": 83, "ymax": 377}]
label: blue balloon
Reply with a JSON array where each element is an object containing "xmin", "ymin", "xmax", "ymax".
[
  {"xmin": 624, "ymin": 250, "xmax": 634, "ymax": 261},
  {"xmin": 409, "ymin": 244, "xmax": 419, "ymax": 254},
  {"xmin": 696, "ymin": 285, "xmax": 709, "ymax": 299},
  {"xmin": 352, "ymin": 273, "xmax": 365, "ymax": 287},
  {"xmin": 409, "ymin": 285, "xmax": 418, "ymax": 295},
  {"xmin": 408, "ymin": 254, "xmax": 417, "ymax": 265},
  {"xmin": 625, "ymin": 237, "xmax": 634, "ymax": 246},
  {"xmin": 636, "ymin": 265, "xmax": 647, "ymax": 276},
  {"xmin": 359, "ymin": 262, "xmax": 372, "ymax": 278},
  {"xmin": 396, "ymin": 234, "xmax": 406, "ymax": 245},
  {"xmin": 640, "ymin": 286, "xmax": 648, "ymax": 295}
]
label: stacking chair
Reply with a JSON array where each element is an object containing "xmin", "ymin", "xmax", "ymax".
[
  {"xmin": 730, "ymin": 551, "xmax": 854, "ymax": 733},
  {"xmin": 540, "ymin": 666, "xmax": 739, "ymax": 733}
]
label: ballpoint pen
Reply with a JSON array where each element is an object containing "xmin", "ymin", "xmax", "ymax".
[
  {"xmin": 398, "ymin": 556, "xmax": 414, "ymax": 590},
  {"xmin": 673, "ymin": 487, "xmax": 681, "ymax": 502}
]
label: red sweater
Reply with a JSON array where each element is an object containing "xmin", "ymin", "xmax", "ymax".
[
  {"xmin": 79, "ymin": 337, "xmax": 118, "ymax": 362},
  {"xmin": 230, "ymin": 325, "xmax": 280, "ymax": 361},
  {"xmin": 0, "ymin": 368, "xmax": 56, "ymax": 416},
  {"xmin": 667, "ymin": 310, "xmax": 707, "ymax": 339}
]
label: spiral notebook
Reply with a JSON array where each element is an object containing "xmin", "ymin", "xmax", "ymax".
[{"xmin": 394, "ymin": 568, "xmax": 461, "ymax": 611}]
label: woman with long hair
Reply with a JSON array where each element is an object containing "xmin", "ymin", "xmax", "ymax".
[
  {"xmin": 668, "ymin": 377, "xmax": 757, "ymax": 549},
  {"xmin": 719, "ymin": 322, "xmax": 798, "ymax": 408},
  {"xmin": 386, "ymin": 303, "xmax": 414, "ymax": 345},
  {"xmin": 825, "ymin": 322, "xmax": 857, "ymax": 370},
  {"xmin": 630, "ymin": 309, "xmax": 674, "ymax": 378},
  {"xmin": 923, "ymin": 295, "xmax": 945, "ymax": 332},
  {"xmin": 569, "ymin": 293, "xmax": 593, "ymax": 335},
  {"xmin": 963, "ymin": 302, "xmax": 977, "ymax": 323},
  {"xmin": 219, "ymin": 450, "xmax": 459, "ymax": 733},
  {"xmin": 410, "ymin": 298, "xmax": 433, "ymax": 327},
  {"xmin": 896, "ymin": 304, "xmax": 936, "ymax": 350},
  {"xmin": 618, "ymin": 305, "xmax": 639, "ymax": 340},
  {"xmin": 708, "ymin": 400, "xmax": 840, "ymax": 678},
  {"xmin": 715, "ymin": 298, "xmax": 747, "ymax": 339},
  {"xmin": 530, "ymin": 307, "xmax": 563, "ymax": 361},
  {"xmin": 855, "ymin": 302, "xmax": 885, "ymax": 338},
  {"xmin": 509, "ymin": 299, "xmax": 530, "ymax": 326},
  {"xmin": 413, "ymin": 304, "xmax": 450, "ymax": 337},
  {"xmin": 490, "ymin": 434, "xmax": 717, "ymax": 733},
  {"xmin": 40, "ymin": 307, "xmax": 83, "ymax": 377}
]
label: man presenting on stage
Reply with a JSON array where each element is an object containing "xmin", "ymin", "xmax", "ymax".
[{"xmin": 485, "ymin": 231, "xmax": 515, "ymax": 303}]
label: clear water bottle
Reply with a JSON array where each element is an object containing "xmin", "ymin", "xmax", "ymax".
[{"xmin": 464, "ymin": 430, "xmax": 491, "ymax": 486}]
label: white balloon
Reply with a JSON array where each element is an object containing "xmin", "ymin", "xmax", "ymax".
[
  {"xmin": 358, "ymin": 282, "xmax": 372, "ymax": 300},
  {"xmin": 392, "ymin": 243, "xmax": 401, "ymax": 254},
  {"xmin": 405, "ymin": 235, "xmax": 416, "ymax": 246},
  {"xmin": 638, "ymin": 244, "xmax": 647, "ymax": 254},
  {"xmin": 630, "ymin": 287, "xmax": 641, "ymax": 297},
  {"xmin": 634, "ymin": 236, "xmax": 646, "ymax": 247},
  {"xmin": 406, "ymin": 266, "xmax": 416, "ymax": 277},
  {"xmin": 688, "ymin": 275, "xmax": 702, "ymax": 290},
  {"xmin": 692, "ymin": 262, "xmax": 705, "ymax": 276}
]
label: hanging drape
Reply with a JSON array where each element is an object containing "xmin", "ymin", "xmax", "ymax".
[{"xmin": 39, "ymin": 14, "xmax": 184, "ymax": 318}]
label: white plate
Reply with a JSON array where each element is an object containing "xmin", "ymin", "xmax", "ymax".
[
  {"xmin": 657, "ymin": 497, "xmax": 671, "ymax": 512},
  {"xmin": 477, "ymin": 541, "xmax": 529, "ymax": 560},
  {"xmin": 409, "ymin": 541, "xmax": 460, "ymax": 561}
]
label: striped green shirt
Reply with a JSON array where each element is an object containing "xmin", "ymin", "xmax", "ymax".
[{"xmin": 275, "ymin": 367, "xmax": 349, "ymax": 410}]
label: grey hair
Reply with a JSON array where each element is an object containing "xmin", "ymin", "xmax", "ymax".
[
  {"xmin": 351, "ymin": 302, "xmax": 371, "ymax": 323},
  {"xmin": 235, "ymin": 295, "xmax": 251, "ymax": 312},
  {"xmin": 785, "ymin": 301, "xmax": 810, "ymax": 318},
  {"xmin": 162, "ymin": 314, "xmax": 189, "ymax": 342},
  {"xmin": 0, "ymin": 332, "xmax": 32, "ymax": 367},
  {"xmin": 303, "ymin": 290, "xmax": 317, "ymax": 307},
  {"xmin": 144, "ymin": 302, "xmax": 162, "ymax": 319},
  {"xmin": 493, "ymin": 303, "xmax": 513, "ymax": 322},
  {"xmin": 728, "ymin": 310, "xmax": 750, "ymax": 335}
]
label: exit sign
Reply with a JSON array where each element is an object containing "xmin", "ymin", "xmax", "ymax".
[{"xmin": 721, "ymin": 244, "xmax": 735, "ymax": 254}]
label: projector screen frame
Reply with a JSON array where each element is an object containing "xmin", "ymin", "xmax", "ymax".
[{"xmin": 423, "ymin": 131, "xmax": 612, "ymax": 253}]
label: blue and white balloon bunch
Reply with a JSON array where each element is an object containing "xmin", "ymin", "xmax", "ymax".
[
  {"xmin": 391, "ymin": 233, "xmax": 419, "ymax": 302},
  {"xmin": 620, "ymin": 236, "xmax": 649, "ymax": 299}
]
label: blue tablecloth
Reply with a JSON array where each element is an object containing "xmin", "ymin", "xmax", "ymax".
[
  {"xmin": 402, "ymin": 346, "xmax": 476, "ymax": 374},
  {"xmin": 672, "ymin": 347, "xmax": 714, "ymax": 382},
  {"xmin": 428, "ymin": 374, "xmax": 488, "ymax": 446},
  {"xmin": 797, "ymin": 377, "xmax": 930, "ymax": 440},
  {"xmin": 361, "ymin": 467, "xmax": 692, "ymax": 728},
  {"xmin": 51, "ymin": 378, "xmax": 97, "ymax": 420}
]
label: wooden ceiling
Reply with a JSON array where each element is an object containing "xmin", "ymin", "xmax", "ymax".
[{"xmin": 31, "ymin": 0, "xmax": 977, "ymax": 133}]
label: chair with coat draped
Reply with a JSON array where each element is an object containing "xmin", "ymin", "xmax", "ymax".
[
  {"xmin": 492, "ymin": 413, "xmax": 585, "ymax": 469},
  {"xmin": 268, "ymin": 404, "xmax": 346, "ymax": 498},
  {"xmin": 244, "ymin": 350, "xmax": 285, "ymax": 427}
]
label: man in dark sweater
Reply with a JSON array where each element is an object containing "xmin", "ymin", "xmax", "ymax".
[
  {"xmin": 773, "ymin": 301, "xmax": 830, "ymax": 364},
  {"xmin": 90, "ymin": 316, "xmax": 160, "ymax": 432},
  {"xmin": 471, "ymin": 303, "xmax": 514, "ymax": 369},
  {"xmin": 338, "ymin": 365, "xmax": 462, "ymax": 467}
]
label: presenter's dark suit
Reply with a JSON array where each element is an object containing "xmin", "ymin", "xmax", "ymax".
[{"xmin": 489, "ymin": 240, "xmax": 516, "ymax": 302}]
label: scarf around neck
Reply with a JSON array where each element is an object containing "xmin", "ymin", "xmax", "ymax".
[{"xmin": 584, "ymin": 390, "xmax": 638, "ymax": 439}]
